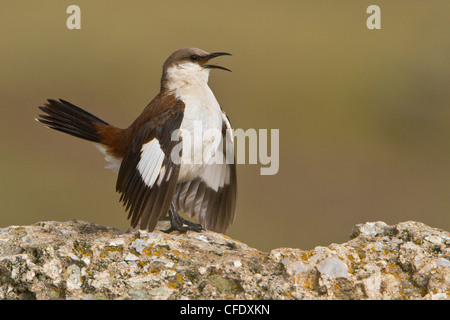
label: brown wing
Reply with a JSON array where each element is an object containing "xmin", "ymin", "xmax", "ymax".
[{"xmin": 116, "ymin": 101, "xmax": 185, "ymax": 231}]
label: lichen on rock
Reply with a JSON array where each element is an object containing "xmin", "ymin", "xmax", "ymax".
[{"xmin": 0, "ymin": 220, "xmax": 448, "ymax": 300}]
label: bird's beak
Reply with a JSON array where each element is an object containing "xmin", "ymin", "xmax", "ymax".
[{"xmin": 202, "ymin": 52, "xmax": 232, "ymax": 72}]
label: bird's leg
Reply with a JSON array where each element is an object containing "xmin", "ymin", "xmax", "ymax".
[{"xmin": 162, "ymin": 203, "xmax": 203, "ymax": 233}]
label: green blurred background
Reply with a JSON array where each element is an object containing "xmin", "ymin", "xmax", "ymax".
[{"xmin": 1, "ymin": 1, "xmax": 449, "ymax": 251}]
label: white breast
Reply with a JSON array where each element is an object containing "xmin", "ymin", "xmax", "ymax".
[{"xmin": 176, "ymin": 84, "xmax": 223, "ymax": 182}]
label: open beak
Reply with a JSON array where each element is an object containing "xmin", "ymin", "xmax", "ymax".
[{"xmin": 202, "ymin": 52, "xmax": 232, "ymax": 72}]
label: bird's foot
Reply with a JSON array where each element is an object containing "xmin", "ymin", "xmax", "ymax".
[{"xmin": 162, "ymin": 207, "xmax": 203, "ymax": 233}]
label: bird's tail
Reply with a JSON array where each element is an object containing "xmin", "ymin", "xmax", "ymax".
[{"xmin": 36, "ymin": 99, "xmax": 110, "ymax": 143}]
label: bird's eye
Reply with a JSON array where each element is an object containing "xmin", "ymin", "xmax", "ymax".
[{"xmin": 190, "ymin": 55, "xmax": 198, "ymax": 61}]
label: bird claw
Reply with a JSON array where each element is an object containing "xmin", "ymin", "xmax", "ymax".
[{"xmin": 161, "ymin": 206, "xmax": 203, "ymax": 233}]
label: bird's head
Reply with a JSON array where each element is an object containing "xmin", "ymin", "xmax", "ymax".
[{"xmin": 161, "ymin": 47, "xmax": 231, "ymax": 91}]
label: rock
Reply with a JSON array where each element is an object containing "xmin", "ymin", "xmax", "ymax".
[
  {"xmin": 317, "ymin": 257, "xmax": 350, "ymax": 279},
  {"xmin": 0, "ymin": 220, "xmax": 449, "ymax": 300}
]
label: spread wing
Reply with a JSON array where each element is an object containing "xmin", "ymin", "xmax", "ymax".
[
  {"xmin": 174, "ymin": 113, "xmax": 237, "ymax": 233},
  {"xmin": 116, "ymin": 103, "xmax": 184, "ymax": 231}
]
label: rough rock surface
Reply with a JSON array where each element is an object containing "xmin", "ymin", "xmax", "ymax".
[{"xmin": 0, "ymin": 220, "xmax": 449, "ymax": 300}]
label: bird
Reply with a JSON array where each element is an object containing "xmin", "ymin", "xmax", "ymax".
[{"xmin": 36, "ymin": 47, "xmax": 237, "ymax": 234}]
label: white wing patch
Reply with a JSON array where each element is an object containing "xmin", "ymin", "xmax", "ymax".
[{"xmin": 137, "ymin": 139, "xmax": 165, "ymax": 187}]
